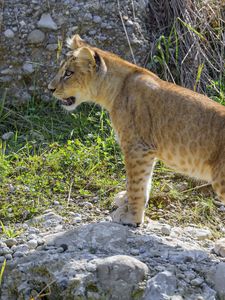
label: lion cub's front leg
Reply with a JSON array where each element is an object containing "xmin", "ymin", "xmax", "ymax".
[{"xmin": 112, "ymin": 147, "xmax": 155, "ymax": 226}]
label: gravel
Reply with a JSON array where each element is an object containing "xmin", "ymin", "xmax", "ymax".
[{"xmin": 0, "ymin": 210, "xmax": 225, "ymax": 299}]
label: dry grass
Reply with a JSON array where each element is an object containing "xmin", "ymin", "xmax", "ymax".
[{"xmin": 148, "ymin": 0, "xmax": 225, "ymax": 94}]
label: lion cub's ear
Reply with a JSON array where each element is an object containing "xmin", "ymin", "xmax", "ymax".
[
  {"xmin": 67, "ymin": 34, "xmax": 86, "ymax": 50},
  {"xmin": 76, "ymin": 47, "xmax": 97, "ymax": 72}
]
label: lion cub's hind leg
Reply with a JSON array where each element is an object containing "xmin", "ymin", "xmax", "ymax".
[
  {"xmin": 212, "ymin": 161, "xmax": 225, "ymax": 204},
  {"xmin": 112, "ymin": 146, "xmax": 156, "ymax": 226}
]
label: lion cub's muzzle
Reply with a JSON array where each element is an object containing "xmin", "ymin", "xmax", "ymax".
[{"xmin": 58, "ymin": 97, "xmax": 76, "ymax": 106}]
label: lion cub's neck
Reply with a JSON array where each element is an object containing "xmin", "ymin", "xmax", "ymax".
[{"xmin": 91, "ymin": 55, "xmax": 144, "ymax": 111}]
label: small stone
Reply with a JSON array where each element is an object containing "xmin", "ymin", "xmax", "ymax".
[
  {"xmin": 0, "ymin": 247, "xmax": 11, "ymax": 255},
  {"xmin": 0, "ymin": 76, "xmax": 12, "ymax": 83},
  {"xmin": 191, "ymin": 277, "xmax": 204, "ymax": 286},
  {"xmin": 46, "ymin": 43, "xmax": 58, "ymax": 51},
  {"xmin": 28, "ymin": 227, "xmax": 40, "ymax": 234},
  {"xmin": 14, "ymin": 244, "xmax": 29, "ymax": 252},
  {"xmin": 13, "ymin": 251, "xmax": 26, "ymax": 258},
  {"xmin": 126, "ymin": 19, "xmax": 134, "ymax": 26},
  {"xmin": 37, "ymin": 13, "xmax": 57, "ymax": 30},
  {"xmin": 19, "ymin": 20, "xmax": 26, "ymax": 27},
  {"xmin": 73, "ymin": 217, "xmax": 82, "ymax": 223},
  {"xmin": 82, "ymin": 202, "xmax": 93, "ymax": 208},
  {"xmin": 22, "ymin": 63, "xmax": 34, "ymax": 74},
  {"xmin": 27, "ymin": 29, "xmax": 45, "ymax": 44},
  {"xmin": 86, "ymin": 263, "xmax": 96, "ymax": 272},
  {"xmin": 4, "ymin": 254, "xmax": 12, "ymax": 260},
  {"xmin": 37, "ymin": 237, "xmax": 45, "ymax": 246},
  {"xmin": 4, "ymin": 29, "xmax": 14, "ymax": 38},
  {"xmin": 93, "ymin": 16, "xmax": 102, "ymax": 23},
  {"xmin": 161, "ymin": 224, "xmax": 171, "ymax": 236},
  {"xmin": 57, "ymin": 247, "xmax": 65, "ymax": 253},
  {"xmin": 0, "ymin": 242, "xmax": 7, "ymax": 248},
  {"xmin": 2, "ymin": 132, "xmax": 14, "ymax": 140},
  {"xmin": 8, "ymin": 184, "xmax": 15, "ymax": 193},
  {"xmin": 218, "ymin": 206, "xmax": 225, "ymax": 212},
  {"xmin": 5, "ymin": 238, "xmax": 17, "ymax": 248},
  {"xmin": 53, "ymin": 200, "xmax": 60, "ymax": 205},
  {"xmin": 83, "ymin": 13, "xmax": 92, "ymax": 21},
  {"xmin": 27, "ymin": 234, "xmax": 37, "ymax": 241},
  {"xmin": 130, "ymin": 248, "xmax": 140, "ymax": 256},
  {"xmin": 185, "ymin": 226, "xmax": 212, "ymax": 240},
  {"xmin": 0, "ymin": 257, "xmax": 5, "ymax": 263},
  {"xmin": 27, "ymin": 239, "xmax": 38, "ymax": 249},
  {"xmin": 1, "ymin": 68, "xmax": 14, "ymax": 75},
  {"xmin": 214, "ymin": 238, "xmax": 225, "ymax": 257}
]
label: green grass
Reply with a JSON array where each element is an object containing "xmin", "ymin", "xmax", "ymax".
[{"xmin": 0, "ymin": 98, "xmax": 124, "ymax": 224}]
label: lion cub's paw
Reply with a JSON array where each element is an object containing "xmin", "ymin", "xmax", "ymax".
[
  {"xmin": 112, "ymin": 191, "xmax": 144, "ymax": 226},
  {"xmin": 111, "ymin": 206, "xmax": 137, "ymax": 227}
]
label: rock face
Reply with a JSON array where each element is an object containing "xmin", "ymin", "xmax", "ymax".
[
  {"xmin": 0, "ymin": 0, "xmax": 150, "ymax": 102},
  {"xmin": 0, "ymin": 220, "xmax": 225, "ymax": 299}
]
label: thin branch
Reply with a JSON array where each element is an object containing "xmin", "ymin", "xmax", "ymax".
[{"xmin": 117, "ymin": 0, "xmax": 136, "ymax": 64}]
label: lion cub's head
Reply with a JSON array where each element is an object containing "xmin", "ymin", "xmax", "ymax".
[{"xmin": 48, "ymin": 35, "xmax": 106, "ymax": 111}]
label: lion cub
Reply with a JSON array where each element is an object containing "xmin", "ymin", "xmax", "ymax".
[{"xmin": 48, "ymin": 34, "xmax": 225, "ymax": 226}]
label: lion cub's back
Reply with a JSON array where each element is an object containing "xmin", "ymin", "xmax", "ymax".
[{"xmin": 139, "ymin": 77, "xmax": 225, "ymax": 181}]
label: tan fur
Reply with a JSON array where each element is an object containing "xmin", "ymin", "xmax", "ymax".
[{"xmin": 48, "ymin": 34, "xmax": 225, "ymax": 226}]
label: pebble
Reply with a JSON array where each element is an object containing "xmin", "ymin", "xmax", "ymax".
[
  {"xmin": 14, "ymin": 244, "xmax": 29, "ymax": 253},
  {"xmin": 28, "ymin": 227, "xmax": 40, "ymax": 234},
  {"xmin": 27, "ymin": 29, "xmax": 45, "ymax": 44},
  {"xmin": 5, "ymin": 238, "xmax": 17, "ymax": 248},
  {"xmin": 214, "ymin": 238, "xmax": 225, "ymax": 257},
  {"xmin": 126, "ymin": 19, "xmax": 134, "ymax": 26},
  {"xmin": 191, "ymin": 277, "xmax": 204, "ymax": 286},
  {"xmin": 218, "ymin": 206, "xmax": 225, "ymax": 212},
  {"xmin": 130, "ymin": 248, "xmax": 139, "ymax": 256},
  {"xmin": 93, "ymin": 16, "xmax": 102, "ymax": 23},
  {"xmin": 22, "ymin": 63, "xmax": 34, "ymax": 74},
  {"xmin": 0, "ymin": 242, "xmax": 7, "ymax": 248},
  {"xmin": 0, "ymin": 257, "xmax": 6, "ymax": 263},
  {"xmin": 73, "ymin": 217, "xmax": 82, "ymax": 223},
  {"xmin": 27, "ymin": 239, "xmax": 38, "ymax": 249},
  {"xmin": 13, "ymin": 251, "xmax": 26, "ymax": 258},
  {"xmin": 46, "ymin": 43, "xmax": 58, "ymax": 51},
  {"xmin": 185, "ymin": 227, "xmax": 212, "ymax": 240},
  {"xmin": 5, "ymin": 254, "xmax": 12, "ymax": 260},
  {"xmin": 19, "ymin": 20, "xmax": 26, "ymax": 27},
  {"xmin": 37, "ymin": 13, "xmax": 57, "ymax": 30},
  {"xmin": 82, "ymin": 202, "xmax": 93, "ymax": 208},
  {"xmin": 161, "ymin": 224, "xmax": 171, "ymax": 236},
  {"xmin": 4, "ymin": 29, "xmax": 15, "ymax": 38},
  {"xmin": 0, "ymin": 247, "xmax": 12, "ymax": 255},
  {"xmin": 1, "ymin": 68, "xmax": 14, "ymax": 75},
  {"xmin": 2, "ymin": 132, "xmax": 14, "ymax": 141}
]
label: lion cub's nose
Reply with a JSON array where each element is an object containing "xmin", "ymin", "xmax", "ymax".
[{"xmin": 48, "ymin": 83, "xmax": 56, "ymax": 93}]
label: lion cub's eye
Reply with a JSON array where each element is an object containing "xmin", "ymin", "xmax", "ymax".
[{"xmin": 64, "ymin": 70, "xmax": 74, "ymax": 79}]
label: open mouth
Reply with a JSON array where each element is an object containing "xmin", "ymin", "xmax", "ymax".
[{"xmin": 59, "ymin": 96, "xmax": 76, "ymax": 106}]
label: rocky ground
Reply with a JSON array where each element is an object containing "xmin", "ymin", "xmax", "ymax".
[
  {"xmin": 1, "ymin": 198, "xmax": 225, "ymax": 300},
  {"xmin": 1, "ymin": 0, "xmax": 151, "ymax": 103}
]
